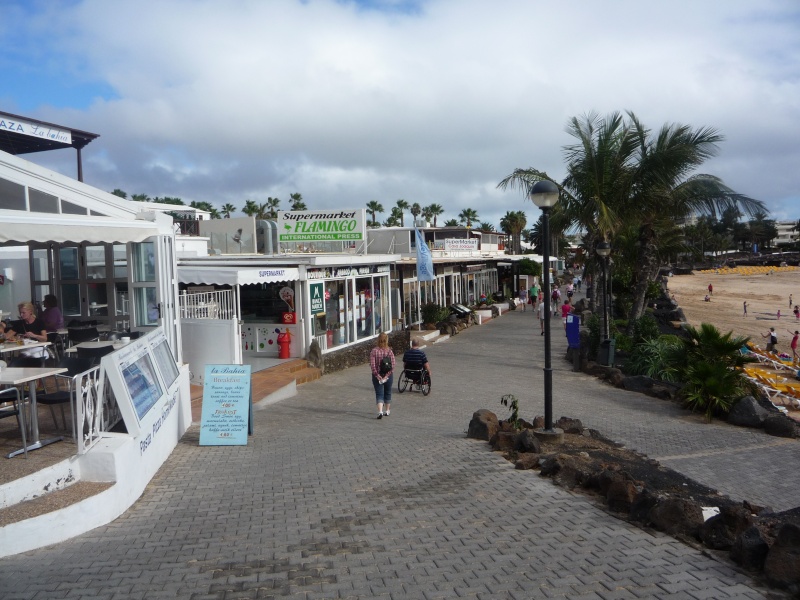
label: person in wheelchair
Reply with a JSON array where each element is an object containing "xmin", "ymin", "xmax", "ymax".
[{"xmin": 403, "ymin": 339, "xmax": 431, "ymax": 382}]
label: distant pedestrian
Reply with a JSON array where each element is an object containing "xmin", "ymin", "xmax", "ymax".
[
  {"xmin": 787, "ymin": 329, "xmax": 799, "ymax": 363},
  {"xmin": 529, "ymin": 284, "xmax": 538, "ymax": 308},
  {"xmin": 708, "ymin": 283, "xmax": 713, "ymax": 296},
  {"xmin": 762, "ymin": 327, "xmax": 778, "ymax": 352},
  {"xmin": 370, "ymin": 332, "xmax": 395, "ymax": 419},
  {"xmin": 791, "ymin": 294, "xmax": 793, "ymax": 308},
  {"xmin": 538, "ymin": 298, "xmax": 546, "ymax": 335},
  {"xmin": 777, "ymin": 309, "xmax": 782, "ymax": 320},
  {"xmin": 519, "ymin": 287, "xmax": 528, "ymax": 312},
  {"xmin": 794, "ymin": 305, "xmax": 799, "ymax": 320},
  {"xmin": 743, "ymin": 300, "xmax": 748, "ymax": 317},
  {"xmin": 561, "ymin": 300, "xmax": 571, "ymax": 331}
]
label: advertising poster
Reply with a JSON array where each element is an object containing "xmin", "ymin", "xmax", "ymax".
[{"xmin": 199, "ymin": 364, "xmax": 252, "ymax": 446}]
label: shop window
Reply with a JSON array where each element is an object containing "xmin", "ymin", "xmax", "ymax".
[
  {"xmin": 29, "ymin": 188, "xmax": 59, "ymax": 213},
  {"xmin": 0, "ymin": 177, "xmax": 25, "ymax": 210}
]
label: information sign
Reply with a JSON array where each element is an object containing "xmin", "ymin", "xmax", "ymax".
[
  {"xmin": 199, "ymin": 364, "xmax": 253, "ymax": 446},
  {"xmin": 310, "ymin": 282, "xmax": 325, "ymax": 315}
]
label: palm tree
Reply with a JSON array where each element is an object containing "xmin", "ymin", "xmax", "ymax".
[
  {"xmin": 366, "ymin": 200, "xmax": 384, "ymax": 226},
  {"xmin": 289, "ymin": 192, "xmax": 307, "ymax": 211},
  {"xmin": 498, "ymin": 110, "xmax": 765, "ymax": 324},
  {"xmin": 111, "ymin": 189, "xmax": 127, "ymax": 199},
  {"xmin": 421, "ymin": 205, "xmax": 434, "ymax": 225},
  {"xmin": 425, "ymin": 203, "xmax": 444, "ymax": 227},
  {"xmin": 458, "ymin": 208, "xmax": 479, "ymax": 228},
  {"xmin": 623, "ymin": 112, "xmax": 765, "ymax": 320},
  {"xmin": 443, "ymin": 218, "xmax": 459, "ymax": 227},
  {"xmin": 131, "ymin": 193, "xmax": 150, "ymax": 202},
  {"xmin": 410, "ymin": 203, "xmax": 422, "ymax": 223},
  {"xmin": 265, "ymin": 197, "xmax": 280, "ymax": 219},
  {"xmin": 221, "ymin": 203, "xmax": 236, "ymax": 218},
  {"xmin": 478, "ymin": 221, "xmax": 495, "ymax": 232},
  {"xmin": 190, "ymin": 201, "xmax": 220, "ymax": 219},
  {"xmin": 242, "ymin": 199, "xmax": 259, "ymax": 217},
  {"xmin": 500, "ymin": 211, "xmax": 527, "ymax": 255},
  {"xmin": 396, "ymin": 199, "xmax": 409, "ymax": 227}
]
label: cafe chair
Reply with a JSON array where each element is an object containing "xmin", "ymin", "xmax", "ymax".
[
  {"xmin": 67, "ymin": 326, "xmax": 100, "ymax": 347},
  {"xmin": 9, "ymin": 356, "xmax": 46, "ymax": 368},
  {"xmin": 0, "ymin": 385, "xmax": 28, "ymax": 458},
  {"xmin": 47, "ymin": 331, "xmax": 65, "ymax": 364},
  {"xmin": 76, "ymin": 344, "xmax": 114, "ymax": 366},
  {"xmin": 37, "ymin": 357, "xmax": 94, "ymax": 437}
]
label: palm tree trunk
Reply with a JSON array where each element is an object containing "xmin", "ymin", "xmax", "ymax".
[{"xmin": 627, "ymin": 225, "xmax": 660, "ymax": 332}]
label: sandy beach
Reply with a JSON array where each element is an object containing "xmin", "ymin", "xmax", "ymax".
[{"xmin": 665, "ymin": 267, "xmax": 800, "ymax": 350}]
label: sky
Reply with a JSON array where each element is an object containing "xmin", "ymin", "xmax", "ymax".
[{"xmin": 2, "ymin": 0, "xmax": 799, "ymax": 229}]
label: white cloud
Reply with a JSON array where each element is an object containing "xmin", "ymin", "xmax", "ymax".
[{"xmin": 13, "ymin": 0, "xmax": 800, "ymax": 227}]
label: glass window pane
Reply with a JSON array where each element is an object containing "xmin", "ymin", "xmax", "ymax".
[
  {"xmin": 59, "ymin": 247, "xmax": 80, "ymax": 280},
  {"xmin": 134, "ymin": 287, "xmax": 158, "ymax": 327},
  {"xmin": 0, "ymin": 177, "xmax": 25, "ymax": 210},
  {"xmin": 29, "ymin": 188, "xmax": 59, "ymax": 213},
  {"xmin": 88, "ymin": 283, "xmax": 108, "ymax": 315},
  {"xmin": 113, "ymin": 245, "xmax": 127, "ymax": 278},
  {"xmin": 32, "ymin": 248, "xmax": 50, "ymax": 281},
  {"xmin": 131, "ymin": 242, "xmax": 156, "ymax": 282},
  {"xmin": 60, "ymin": 283, "xmax": 81, "ymax": 316},
  {"xmin": 61, "ymin": 200, "xmax": 87, "ymax": 215},
  {"xmin": 85, "ymin": 245, "xmax": 107, "ymax": 279}
]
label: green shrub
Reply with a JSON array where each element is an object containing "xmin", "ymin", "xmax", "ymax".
[
  {"xmin": 625, "ymin": 337, "xmax": 681, "ymax": 381},
  {"xmin": 614, "ymin": 332, "xmax": 634, "ymax": 353},
  {"xmin": 629, "ymin": 314, "xmax": 660, "ymax": 343},
  {"xmin": 421, "ymin": 303, "xmax": 450, "ymax": 324}
]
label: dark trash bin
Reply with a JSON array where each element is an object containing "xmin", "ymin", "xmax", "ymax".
[{"xmin": 598, "ymin": 338, "xmax": 615, "ymax": 366}]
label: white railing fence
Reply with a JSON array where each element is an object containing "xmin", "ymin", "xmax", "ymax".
[
  {"xmin": 179, "ymin": 289, "xmax": 236, "ymax": 320},
  {"xmin": 75, "ymin": 366, "xmax": 122, "ymax": 455}
]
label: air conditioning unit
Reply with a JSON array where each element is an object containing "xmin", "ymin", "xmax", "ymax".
[{"xmin": 414, "ymin": 219, "xmax": 428, "ymax": 228}]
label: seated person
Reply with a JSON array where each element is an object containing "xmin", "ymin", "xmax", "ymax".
[
  {"xmin": 41, "ymin": 294, "xmax": 64, "ymax": 332},
  {"xmin": 1, "ymin": 301, "xmax": 48, "ymax": 358},
  {"xmin": 403, "ymin": 339, "xmax": 431, "ymax": 381}
]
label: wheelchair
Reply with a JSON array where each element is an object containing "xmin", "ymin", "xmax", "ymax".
[{"xmin": 397, "ymin": 366, "xmax": 431, "ymax": 396}]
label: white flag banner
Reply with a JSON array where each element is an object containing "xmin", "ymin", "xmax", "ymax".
[{"xmin": 415, "ymin": 228, "xmax": 435, "ymax": 282}]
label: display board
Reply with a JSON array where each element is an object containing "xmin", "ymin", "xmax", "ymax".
[
  {"xmin": 199, "ymin": 364, "xmax": 253, "ymax": 446},
  {"xmin": 101, "ymin": 328, "xmax": 182, "ymax": 436}
]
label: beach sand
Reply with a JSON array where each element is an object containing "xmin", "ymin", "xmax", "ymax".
[{"xmin": 665, "ymin": 268, "xmax": 800, "ymax": 349}]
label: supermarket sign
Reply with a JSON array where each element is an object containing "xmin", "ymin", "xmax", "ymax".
[{"xmin": 277, "ymin": 209, "xmax": 367, "ymax": 242}]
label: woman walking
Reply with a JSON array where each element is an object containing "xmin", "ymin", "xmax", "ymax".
[{"xmin": 370, "ymin": 332, "xmax": 395, "ymax": 419}]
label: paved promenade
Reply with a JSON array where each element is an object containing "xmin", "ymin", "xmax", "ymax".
[{"xmin": 2, "ymin": 305, "xmax": 799, "ymax": 599}]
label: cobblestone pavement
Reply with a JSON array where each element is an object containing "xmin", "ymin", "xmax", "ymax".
[{"xmin": 2, "ymin": 303, "xmax": 797, "ymax": 599}]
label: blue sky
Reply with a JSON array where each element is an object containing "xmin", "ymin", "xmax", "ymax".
[{"xmin": 2, "ymin": 0, "xmax": 800, "ymax": 227}]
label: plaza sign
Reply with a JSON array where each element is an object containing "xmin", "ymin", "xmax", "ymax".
[
  {"xmin": 0, "ymin": 115, "xmax": 72, "ymax": 145},
  {"xmin": 277, "ymin": 209, "xmax": 367, "ymax": 242}
]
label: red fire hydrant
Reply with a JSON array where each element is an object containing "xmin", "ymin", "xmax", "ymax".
[{"xmin": 277, "ymin": 328, "xmax": 291, "ymax": 359}]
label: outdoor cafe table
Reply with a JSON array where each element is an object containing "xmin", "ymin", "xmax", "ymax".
[
  {"xmin": 64, "ymin": 340, "xmax": 125, "ymax": 355},
  {"xmin": 2, "ymin": 366, "xmax": 68, "ymax": 458},
  {"xmin": 0, "ymin": 340, "xmax": 51, "ymax": 357}
]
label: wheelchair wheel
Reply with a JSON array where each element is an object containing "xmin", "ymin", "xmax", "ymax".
[
  {"xmin": 397, "ymin": 371, "xmax": 409, "ymax": 393},
  {"xmin": 420, "ymin": 372, "xmax": 431, "ymax": 396}
]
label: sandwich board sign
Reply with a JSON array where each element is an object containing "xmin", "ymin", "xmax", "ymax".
[{"xmin": 199, "ymin": 364, "xmax": 253, "ymax": 445}]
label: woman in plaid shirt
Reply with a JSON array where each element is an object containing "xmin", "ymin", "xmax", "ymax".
[{"xmin": 370, "ymin": 332, "xmax": 395, "ymax": 419}]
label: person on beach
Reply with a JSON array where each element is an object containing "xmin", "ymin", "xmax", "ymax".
[
  {"xmin": 787, "ymin": 329, "xmax": 799, "ymax": 363},
  {"xmin": 790, "ymin": 294, "xmax": 793, "ymax": 308},
  {"xmin": 704, "ymin": 295, "xmax": 711, "ymax": 302},
  {"xmin": 743, "ymin": 300, "xmax": 748, "ymax": 317},
  {"xmin": 762, "ymin": 327, "xmax": 778, "ymax": 352},
  {"xmin": 708, "ymin": 283, "xmax": 713, "ymax": 296},
  {"xmin": 794, "ymin": 305, "xmax": 799, "ymax": 320},
  {"xmin": 777, "ymin": 309, "xmax": 781, "ymax": 320}
]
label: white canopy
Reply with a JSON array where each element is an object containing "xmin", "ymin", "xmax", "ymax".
[
  {"xmin": 178, "ymin": 266, "xmax": 301, "ymax": 286},
  {"xmin": 0, "ymin": 212, "xmax": 162, "ymax": 245}
]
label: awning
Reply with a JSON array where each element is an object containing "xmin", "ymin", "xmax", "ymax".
[
  {"xmin": 178, "ymin": 266, "xmax": 301, "ymax": 286},
  {"xmin": 0, "ymin": 213, "xmax": 163, "ymax": 245}
]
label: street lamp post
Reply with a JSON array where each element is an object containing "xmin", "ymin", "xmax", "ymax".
[
  {"xmin": 530, "ymin": 180, "xmax": 559, "ymax": 432},
  {"xmin": 596, "ymin": 241, "xmax": 612, "ymax": 363}
]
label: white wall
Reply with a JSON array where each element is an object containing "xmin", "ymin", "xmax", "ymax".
[{"xmin": 0, "ymin": 246, "xmax": 32, "ymax": 317}]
